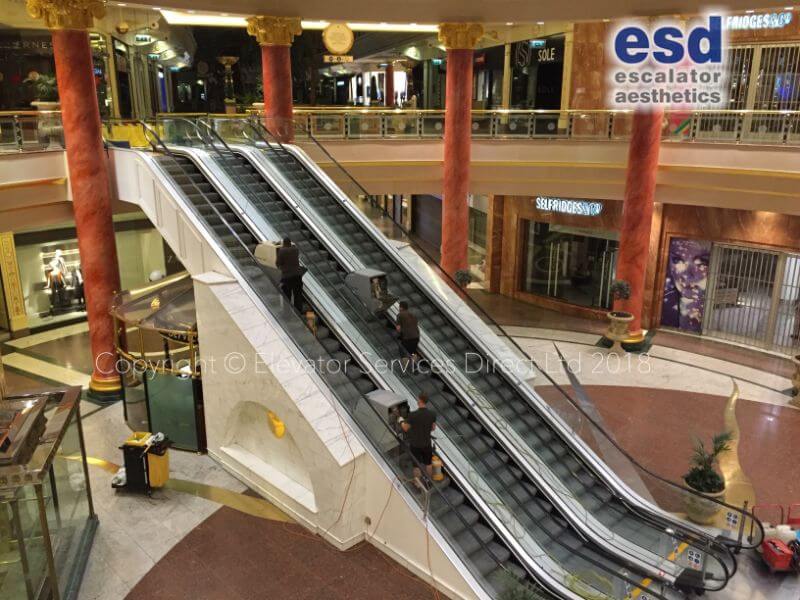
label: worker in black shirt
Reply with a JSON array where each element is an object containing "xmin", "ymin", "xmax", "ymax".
[
  {"xmin": 275, "ymin": 237, "xmax": 304, "ymax": 312},
  {"xmin": 401, "ymin": 392, "xmax": 437, "ymax": 487}
]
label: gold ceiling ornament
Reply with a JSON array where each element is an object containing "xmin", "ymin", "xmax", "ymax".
[
  {"xmin": 246, "ymin": 16, "xmax": 302, "ymax": 47},
  {"xmin": 437, "ymin": 22, "xmax": 484, "ymax": 50},
  {"xmin": 26, "ymin": 0, "xmax": 106, "ymax": 30}
]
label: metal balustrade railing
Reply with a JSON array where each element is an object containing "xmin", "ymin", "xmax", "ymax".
[
  {"xmin": 2, "ymin": 109, "xmax": 800, "ymax": 152},
  {"xmin": 288, "ymin": 108, "xmax": 800, "ymax": 145}
]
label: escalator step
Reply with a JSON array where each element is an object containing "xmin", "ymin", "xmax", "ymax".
[
  {"xmin": 455, "ymin": 523, "xmax": 495, "ymax": 556},
  {"xmin": 470, "ymin": 543, "xmax": 511, "ymax": 576},
  {"xmin": 439, "ymin": 506, "xmax": 479, "ymax": 534}
]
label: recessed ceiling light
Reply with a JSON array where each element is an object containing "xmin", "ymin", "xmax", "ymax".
[
  {"xmin": 506, "ymin": 22, "xmax": 514, "ymax": 26},
  {"xmin": 745, "ymin": 9, "xmax": 755, "ymax": 13},
  {"xmin": 602, "ymin": 18, "xmax": 610, "ymax": 22},
  {"xmin": 117, "ymin": 2, "xmax": 127, "ymax": 5},
  {"xmin": 536, "ymin": 21, "xmax": 544, "ymax": 25}
]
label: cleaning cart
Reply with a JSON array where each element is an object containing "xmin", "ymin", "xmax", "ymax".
[{"xmin": 114, "ymin": 432, "xmax": 171, "ymax": 495}]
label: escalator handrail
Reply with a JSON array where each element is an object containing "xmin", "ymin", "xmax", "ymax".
[
  {"xmin": 137, "ymin": 120, "xmax": 255, "ymax": 256},
  {"xmin": 185, "ymin": 131, "xmax": 655, "ymax": 599},
  {"xmin": 146, "ymin": 136, "xmax": 542, "ymax": 600},
  {"xmin": 216, "ymin": 139, "xmax": 686, "ymax": 600},
  {"xmin": 243, "ymin": 117, "xmax": 752, "ymax": 573},
  {"xmin": 249, "ymin": 115, "xmax": 763, "ymax": 553}
]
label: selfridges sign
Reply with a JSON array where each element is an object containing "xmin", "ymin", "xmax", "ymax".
[
  {"xmin": 725, "ymin": 12, "xmax": 793, "ymax": 30},
  {"xmin": 535, "ymin": 196, "xmax": 603, "ymax": 217}
]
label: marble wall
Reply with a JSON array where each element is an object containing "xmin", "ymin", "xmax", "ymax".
[{"xmin": 569, "ymin": 22, "xmax": 607, "ymax": 111}]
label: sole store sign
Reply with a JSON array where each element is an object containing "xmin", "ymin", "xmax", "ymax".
[{"xmin": 607, "ymin": 15, "xmax": 728, "ymax": 109}]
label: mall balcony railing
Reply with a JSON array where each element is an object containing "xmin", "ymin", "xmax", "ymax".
[
  {"xmin": 0, "ymin": 110, "xmax": 64, "ymax": 152},
  {"xmin": 286, "ymin": 108, "xmax": 800, "ymax": 145},
  {"xmin": 2, "ymin": 109, "xmax": 800, "ymax": 152}
]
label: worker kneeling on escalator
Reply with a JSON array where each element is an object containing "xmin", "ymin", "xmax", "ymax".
[{"xmin": 276, "ymin": 237, "xmax": 305, "ymax": 312}]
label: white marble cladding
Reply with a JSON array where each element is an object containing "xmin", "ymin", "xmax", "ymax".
[
  {"xmin": 109, "ymin": 148, "xmax": 228, "ymax": 277},
  {"xmin": 194, "ymin": 271, "xmax": 367, "ymax": 546}
]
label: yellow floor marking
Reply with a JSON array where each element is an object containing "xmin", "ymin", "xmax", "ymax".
[{"xmin": 631, "ymin": 542, "xmax": 688, "ymax": 598}]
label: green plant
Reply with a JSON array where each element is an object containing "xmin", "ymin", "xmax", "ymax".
[
  {"xmin": 609, "ymin": 279, "xmax": 631, "ymax": 301},
  {"xmin": 25, "ymin": 72, "xmax": 59, "ymax": 102},
  {"xmin": 684, "ymin": 431, "xmax": 733, "ymax": 493}
]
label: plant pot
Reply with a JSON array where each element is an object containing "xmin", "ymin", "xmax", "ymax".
[
  {"xmin": 790, "ymin": 354, "xmax": 800, "ymax": 407},
  {"xmin": 683, "ymin": 481, "xmax": 726, "ymax": 525},
  {"xmin": 31, "ymin": 101, "xmax": 63, "ymax": 150},
  {"xmin": 606, "ymin": 311, "xmax": 634, "ymax": 352}
]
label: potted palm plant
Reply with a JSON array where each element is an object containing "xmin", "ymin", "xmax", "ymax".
[
  {"xmin": 606, "ymin": 279, "xmax": 633, "ymax": 350},
  {"xmin": 683, "ymin": 431, "xmax": 732, "ymax": 524},
  {"xmin": 25, "ymin": 71, "xmax": 59, "ymax": 108}
]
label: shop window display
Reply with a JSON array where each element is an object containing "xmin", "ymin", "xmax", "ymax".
[{"xmin": 520, "ymin": 221, "xmax": 619, "ymax": 309}]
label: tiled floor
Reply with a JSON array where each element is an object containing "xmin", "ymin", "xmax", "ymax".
[
  {"xmin": 3, "ymin": 295, "xmax": 797, "ymax": 600},
  {"xmin": 126, "ymin": 507, "xmax": 442, "ymax": 600}
]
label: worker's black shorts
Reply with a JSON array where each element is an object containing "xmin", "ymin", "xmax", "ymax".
[
  {"xmin": 410, "ymin": 445, "xmax": 433, "ymax": 467},
  {"xmin": 401, "ymin": 337, "xmax": 420, "ymax": 355}
]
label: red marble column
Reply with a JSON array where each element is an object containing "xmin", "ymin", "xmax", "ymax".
[
  {"xmin": 441, "ymin": 48, "xmax": 473, "ymax": 276},
  {"xmin": 384, "ymin": 63, "xmax": 395, "ymax": 107},
  {"xmin": 614, "ymin": 109, "xmax": 663, "ymax": 337},
  {"xmin": 52, "ymin": 29, "xmax": 122, "ymax": 395},
  {"xmin": 261, "ymin": 44, "xmax": 294, "ymax": 142}
]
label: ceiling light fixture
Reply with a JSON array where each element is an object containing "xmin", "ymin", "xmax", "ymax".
[
  {"xmin": 745, "ymin": 9, "xmax": 755, "ymax": 13},
  {"xmin": 505, "ymin": 22, "xmax": 514, "ymax": 26},
  {"xmin": 536, "ymin": 21, "xmax": 544, "ymax": 25},
  {"xmin": 159, "ymin": 10, "xmax": 438, "ymax": 32}
]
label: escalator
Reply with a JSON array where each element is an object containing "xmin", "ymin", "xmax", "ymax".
[
  {"xmin": 209, "ymin": 119, "xmax": 758, "ymax": 593},
  {"xmin": 142, "ymin": 113, "xmax": 701, "ymax": 599},
  {"xmin": 145, "ymin": 121, "xmax": 711, "ymax": 599},
  {"xmin": 150, "ymin": 149, "xmax": 552, "ymax": 599}
]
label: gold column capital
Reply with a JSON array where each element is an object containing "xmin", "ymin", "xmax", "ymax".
[
  {"xmin": 26, "ymin": 0, "xmax": 106, "ymax": 30},
  {"xmin": 437, "ymin": 23, "xmax": 484, "ymax": 50},
  {"xmin": 246, "ymin": 16, "xmax": 302, "ymax": 46}
]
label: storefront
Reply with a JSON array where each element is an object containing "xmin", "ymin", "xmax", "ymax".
[
  {"xmin": 510, "ymin": 34, "xmax": 566, "ymax": 110},
  {"xmin": 410, "ymin": 194, "xmax": 490, "ymax": 286},
  {"xmin": 0, "ymin": 29, "xmax": 113, "ymax": 116},
  {"xmin": 654, "ymin": 206, "xmax": 800, "ymax": 356},
  {"xmin": 491, "ymin": 195, "xmax": 621, "ymax": 316},
  {"xmin": 698, "ymin": 9, "xmax": 800, "ymax": 138},
  {"xmin": 11, "ymin": 217, "xmax": 175, "ymax": 331}
]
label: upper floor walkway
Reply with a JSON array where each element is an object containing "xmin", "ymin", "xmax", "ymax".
[{"xmin": 2, "ymin": 109, "xmax": 799, "ymax": 221}]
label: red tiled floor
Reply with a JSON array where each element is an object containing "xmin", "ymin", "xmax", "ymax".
[
  {"xmin": 126, "ymin": 507, "xmax": 446, "ymax": 600},
  {"xmin": 537, "ymin": 384, "xmax": 796, "ymax": 507}
]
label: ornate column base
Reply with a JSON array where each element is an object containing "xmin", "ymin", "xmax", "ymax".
[{"xmin": 88, "ymin": 373, "xmax": 122, "ymax": 401}]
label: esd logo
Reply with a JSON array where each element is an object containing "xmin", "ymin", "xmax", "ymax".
[{"xmin": 614, "ymin": 15, "xmax": 722, "ymax": 65}]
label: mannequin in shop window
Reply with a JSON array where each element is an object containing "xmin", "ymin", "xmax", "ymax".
[{"xmin": 46, "ymin": 251, "xmax": 68, "ymax": 312}]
